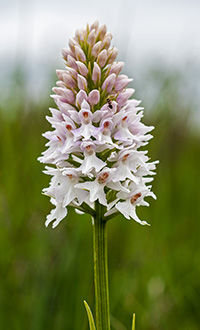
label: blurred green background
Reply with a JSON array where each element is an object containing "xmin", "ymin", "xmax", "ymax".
[{"xmin": 0, "ymin": 63, "xmax": 200, "ymax": 330}]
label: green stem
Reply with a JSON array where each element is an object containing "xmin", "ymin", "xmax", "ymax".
[{"xmin": 93, "ymin": 201, "xmax": 110, "ymax": 330}]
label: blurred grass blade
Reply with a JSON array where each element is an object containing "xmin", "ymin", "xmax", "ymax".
[
  {"xmin": 131, "ymin": 313, "xmax": 135, "ymax": 330},
  {"xmin": 84, "ymin": 300, "xmax": 96, "ymax": 330}
]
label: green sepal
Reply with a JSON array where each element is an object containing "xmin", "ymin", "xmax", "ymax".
[
  {"xmin": 67, "ymin": 158, "xmax": 80, "ymax": 168},
  {"xmin": 131, "ymin": 313, "xmax": 135, "ymax": 330},
  {"xmin": 103, "ymin": 212, "xmax": 119, "ymax": 221},
  {"xmin": 97, "ymin": 148, "xmax": 115, "ymax": 162},
  {"xmin": 106, "ymin": 189, "xmax": 117, "ymax": 204},
  {"xmin": 84, "ymin": 300, "xmax": 96, "ymax": 330},
  {"xmin": 81, "ymin": 202, "xmax": 96, "ymax": 217}
]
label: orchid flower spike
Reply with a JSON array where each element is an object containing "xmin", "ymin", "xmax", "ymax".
[{"xmin": 38, "ymin": 21, "xmax": 158, "ymax": 228}]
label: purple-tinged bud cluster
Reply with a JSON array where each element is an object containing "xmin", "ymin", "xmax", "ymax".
[{"xmin": 38, "ymin": 21, "xmax": 158, "ymax": 228}]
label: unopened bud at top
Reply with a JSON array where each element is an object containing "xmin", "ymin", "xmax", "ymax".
[
  {"xmin": 92, "ymin": 41, "xmax": 102, "ymax": 57},
  {"xmin": 76, "ymin": 61, "xmax": 89, "ymax": 77},
  {"xmin": 62, "ymin": 48, "xmax": 72, "ymax": 60},
  {"xmin": 62, "ymin": 73, "xmax": 77, "ymax": 89},
  {"xmin": 75, "ymin": 46, "xmax": 86, "ymax": 62},
  {"xmin": 76, "ymin": 90, "xmax": 87, "ymax": 108},
  {"xmin": 97, "ymin": 49, "xmax": 107, "ymax": 67},
  {"xmin": 87, "ymin": 29, "xmax": 96, "ymax": 46},
  {"xmin": 52, "ymin": 87, "xmax": 75, "ymax": 104},
  {"xmin": 90, "ymin": 20, "xmax": 99, "ymax": 31},
  {"xmin": 88, "ymin": 89, "xmax": 100, "ymax": 106},
  {"xmin": 92, "ymin": 62, "xmax": 101, "ymax": 84},
  {"xmin": 77, "ymin": 74, "xmax": 88, "ymax": 91},
  {"xmin": 56, "ymin": 69, "xmax": 65, "ymax": 80},
  {"xmin": 67, "ymin": 67, "xmax": 78, "ymax": 80},
  {"xmin": 101, "ymin": 34, "xmax": 112, "ymax": 50},
  {"xmin": 97, "ymin": 24, "xmax": 107, "ymax": 40},
  {"xmin": 107, "ymin": 47, "xmax": 118, "ymax": 64},
  {"xmin": 75, "ymin": 28, "xmax": 85, "ymax": 42},
  {"xmin": 68, "ymin": 38, "xmax": 79, "ymax": 55},
  {"xmin": 102, "ymin": 73, "xmax": 116, "ymax": 93},
  {"xmin": 110, "ymin": 62, "xmax": 124, "ymax": 75},
  {"xmin": 67, "ymin": 55, "xmax": 78, "ymax": 70}
]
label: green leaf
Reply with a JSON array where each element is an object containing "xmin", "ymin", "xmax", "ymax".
[
  {"xmin": 131, "ymin": 313, "xmax": 135, "ymax": 330},
  {"xmin": 84, "ymin": 300, "xmax": 96, "ymax": 330}
]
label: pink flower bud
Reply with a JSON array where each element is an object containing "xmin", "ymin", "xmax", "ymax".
[
  {"xmin": 98, "ymin": 24, "xmax": 107, "ymax": 39},
  {"xmin": 56, "ymin": 69, "xmax": 65, "ymax": 80},
  {"xmin": 76, "ymin": 61, "xmax": 88, "ymax": 76},
  {"xmin": 75, "ymin": 28, "xmax": 84, "ymax": 42},
  {"xmin": 52, "ymin": 87, "xmax": 75, "ymax": 103},
  {"xmin": 105, "ymin": 32, "xmax": 113, "ymax": 40},
  {"xmin": 62, "ymin": 73, "xmax": 77, "ymax": 88},
  {"xmin": 76, "ymin": 90, "xmax": 87, "ymax": 108},
  {"xmin": 56, "ymin": 81, "xmax": 64, "ymax": 87},
  {"xmin": 101, "ymin": 34, "xmax": 112, "ymax": 50},
  {"xmin": 110, "ymin": 62, "xmax": 124, "ymax": 75},
  {"xmin": 92, "ymin": 41, "xmax": 102, "ymax": 57},
  {"xmin": 75, "ymin": 46, "xmax": 86, "ymax": 62},
  {"xmin": 87, "ymin": 29, "xmax": 96, "ymax": 46},
  {"xmin": 90, "ymin": 20, "xmax": 99, "ymax": 31},
  {"xmin": 77, "ymin": 74, "xmax": 87, "ymax": 91},
  {"xmin": 92, "ymin": 62, "xmax": 101, "ymax": 83},
  {"xmin": 107, "ymin": 47, "xmax": 118, "ymax": 64},
  {"xmin": 62, "ymin": 48, "xmax": 73, "ymax": 60},
  {"xmin": 97, "ymin": 49, "xmax": 107, "ymax": 67},
  {"xmin": 67, "ymin": 67, "xmax": 77, "ymax": 79},
  {"xmin": 102, "ymin": 73, "xmax": 116, "ymax": 93},
  {"xmin": 68, "ymin": 38, "xmax": 78, "ymax": 55},
  {"xmin": 116, "ymin": 88, "xmax": 135, "ymax": 108},
  {"xmin": 115, "ymin": 75, "xmax": 133, "ymax": 92},
  {"xmin": 67, "ymin": 55, "xmax": 77, "ymax": 70},
  {"xmin": 88, "ymin": 90, "xmax": 100, "ymax": 106}
]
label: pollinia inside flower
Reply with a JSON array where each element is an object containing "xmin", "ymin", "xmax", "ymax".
[{"xmin": 38, "ymin": 21, "xmax": 158, "ymax": 228}]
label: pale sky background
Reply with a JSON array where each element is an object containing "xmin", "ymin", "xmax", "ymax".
[
  {"xmin": 0, "ymin": 0, "xmax": 200, "ymax": 121},
  {"xmin": 1, "ymin": 0, "xmax": 200, "ymax": 65}
]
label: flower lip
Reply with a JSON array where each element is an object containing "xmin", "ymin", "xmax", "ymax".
[
  {"xmin": 98, "ymin": 172, "xmax": 109, "ymax": 184},
  {"xmin": 103, "ymin": 121, "xmax": 110, "ymax": 129},
  {"xmin": 65, "ymin": 173, "xmax": 78, "ymax": 183},
  {"xmin": 62, "ymin": 168, "xmax": 78, "ymax": 178},
  {"xmin": 66, "ymin": 124, "xmax": 72, "ymax": 131},
  {"xmin": 130, "ymin": 193, "xmax": 142, "ymax": 204},
  {"xmin": 122, "ymin": 153, "xmax": 130, "ymax": 162},
  {"xmin": 79, "ymin": 109, "xmax": 93, "ymax": 123},
  {"xmin": 83, "ymin": 111, "xmax": 89, "ymax": 118},
  {"xmin": 81, "ymin": 140, "xmax": 95, "ymax": 153},
  {"xmin": 85, "ymin": 145, "xmax": 94, "ymax": 155}
]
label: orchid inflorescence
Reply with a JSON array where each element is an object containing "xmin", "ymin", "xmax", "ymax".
[{"xmin": 38, "ymin": 21, "xmax": 158, "ymax": 228}]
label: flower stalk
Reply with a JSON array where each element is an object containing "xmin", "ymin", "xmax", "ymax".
[{"xmin": 93, "ymin": 202, "xmax": 110, "ymax": 330}]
